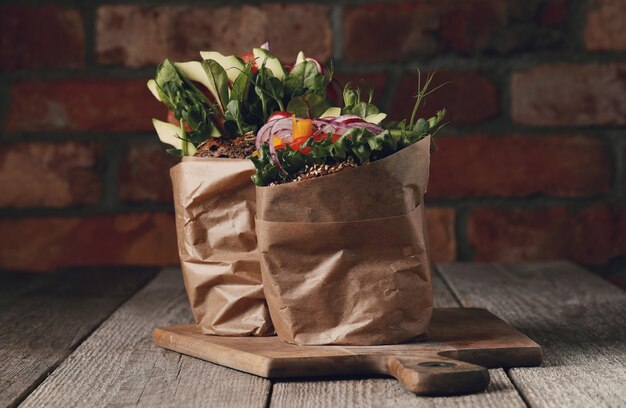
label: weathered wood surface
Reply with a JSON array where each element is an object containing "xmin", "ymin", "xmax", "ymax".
[
  {"xmin": 20, "ymin": 268, "xmax": 271, "ymax": 408},
  {"xmin": 0, "ymin": 268, "xmax": 155, "ymax": 408},
  {"xmin": 270, "ymin": 369, "xmax": 523, "ymax": 408},
  {"xmin": 0, "ymin": 272, "xmax": 59, "ymax": 308},
  {"xmin": 11, "ymin": 262, "xmax": 624, "ymax": 407},
  {"xmin": 268, "ymin": 274, "xmax": 528, "ymax": 407},
  {"xmin": 438, "ymin": 261, "xmax": 626, "ymax": 408}
]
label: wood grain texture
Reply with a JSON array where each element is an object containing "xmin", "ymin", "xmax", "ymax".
[
  {"xmin": 437, "ymin": 261, "xmax": 626, "ymax": 408},
  {"xmin": 270, "ymin": 369, "xmax": 524, "ymax": 408},
  {"xmin": 431, "ymin": 272, "xmax": 459, "ymax": 308},
  {"xmin": 267, "ymin": 274, "xmax": 528, "ymax": 407},
  {"xmin": 0, "ymin": 268, "xmax": 155, "ymax": 408},
  {"xmin": 153, "ymin": 308, "xmax": 541, "ymax": 375},
  {"xmin": 20, "ymin": 268, "xmax": 271, "ymax": 408}
]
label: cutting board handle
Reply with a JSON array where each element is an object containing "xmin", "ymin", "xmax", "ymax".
[{"xmin": 385, "ymin": 355, "xmax": 490, "ymax": 395}]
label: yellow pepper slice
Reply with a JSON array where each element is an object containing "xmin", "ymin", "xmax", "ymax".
[
  {"xmin": 252, "ymin": 136, "xmax": 286, "ymax": 156},
  {"xmin": 292, "ymin": 116, "xmax": 313, "ymax": 139}
]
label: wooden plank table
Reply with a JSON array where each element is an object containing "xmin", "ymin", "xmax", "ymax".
[{"xmin": 1, "ymin": 262, "xmax": 624, "ymax": 407}]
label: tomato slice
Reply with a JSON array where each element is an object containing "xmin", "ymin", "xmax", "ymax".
[
  {"xmin": 288, "ymin": 136, "xmax": 310, "ymax": 153},
  {"xmin": 274, "ymin": 133, "xmax": 342, "ymax": 154},
  {"xmin": 241, "ymin": 52, "xmax": 258, "ymax": 73}
]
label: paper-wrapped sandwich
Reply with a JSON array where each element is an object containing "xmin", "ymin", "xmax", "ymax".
[
  {"xmin": 148, "ymin": 44, "xmax": 339, "ymax": 336},
  {"xmin": 252, "ymin": 73, "xmax": 445, "ymax": 345}
]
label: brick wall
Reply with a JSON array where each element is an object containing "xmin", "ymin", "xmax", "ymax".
[{"xmin": 1, "ymin": 0, "xmax": 625, "ymax": 287}]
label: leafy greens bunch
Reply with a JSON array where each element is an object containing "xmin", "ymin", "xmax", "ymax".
[
  {"xmin": 148, "ymin": 48, "xmax": 334, "ymax": 156},
  {"xmin": 251, "ymin": 71, "xmax": 446, "ymax": 186}
]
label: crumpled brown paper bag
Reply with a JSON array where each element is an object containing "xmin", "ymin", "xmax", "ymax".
[
  {"xmin": 255, "ymin": 137, "xmax": 433, "ymax": 345},
  {"xmin": 170, "ymin": 157, "xmax": 273, "ymax": 336}
]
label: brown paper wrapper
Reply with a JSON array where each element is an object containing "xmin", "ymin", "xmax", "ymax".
[
  {"xmin": 171, "ymin": 157, "xmax": 273, "ymax": 336},
  {"xmin": 256, "ymin": 137, "xmax": 433, "ymax": 345}
]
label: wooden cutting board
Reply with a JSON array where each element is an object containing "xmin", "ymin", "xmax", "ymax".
[{"xmin": 153, "ymin": 308, "xmax": 542, "ymax": 396}]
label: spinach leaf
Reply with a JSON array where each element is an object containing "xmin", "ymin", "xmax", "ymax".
[
  {"xmin": 224, "ymin": 99, "xmax": 256, "ymax": 137},
  {"xmin": 155, "ymin": 60, "xmax": 209, "ymax": 110},
  {"xmin": 201, "ymin": 59, "xmax": 230, "ymax": 113},
  {"xmin": 413, "ymin": 118, "xmax": 428, "ymax": 134},
  {"xmin": 284, "ymin": 61, "xmax": 329, "ymax": 98},
  {"xmin": 154, "ymin": 60, "xmax": 220, "ymax": 140},
  {"xmin": 286, "ymin": 94, "xmax": 330, "ymax": 118},
  {"xmin": 266, "ymin": 77, "xmax": 285, "ymax": 108},
  {"xmin": 231, "ymin": 63, "xmax": 253, "ymax": 102},
  {"xmin": 254, "ymin": 67, "xmax": 286, "ymax": 119},
  {"xmin": 225, "ymin": 99, "xmax": 244, "ymax": 136}
]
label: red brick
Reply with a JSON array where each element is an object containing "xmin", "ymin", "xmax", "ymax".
[
  {"xmin": 512, "ymin": 63, "xmax": 626, "ymax": 125},
  {"xmin": 426, "ymin": 207, "xmax": 456, "ymax": 262},
  {"xmin": 391, "ymin": 71, "xmax": 498, "ymax": 125},
  {"xmin": 0, "ymin": 213, "xmax": 178, "ymax": 271},
  {"xmin": 0, "ymin": 142, "xmax": 102, "ymax": 208},
  {"xmin": 585, "ymin": 0, "xmax": 626, "ymax": 51},
  {"xmin": 468, "ymin": 205, "xmax": 626, "ymax": 265},
  {"xmin": 429, "ymin": 135, "xmax": 610, "ymax": 198},
  {"xmin": 4, "ymin": 79, "xmax": 165, "ymax": 133},
  {"xmin": 569, "ymin": 206, "xmax": 626, "ymax": 265},
  {"xmin": 96, "ymin": 5, "xmax": 331, "ymax": 67},
  {"xmin": 342, "ymin": 1, "xmax": 563, "ymax": 62},
  {"xmin": 437, "ymin": 0, "xmax": 507, "ymax": 53},
  {"xmin": 539, "ymin": 0, "xmax": 567, "ymax": 27},
  {"xmin": 342, "ymin": 2, "xmax": 440, "ymax": 62},
  {"xmin": 0, "ymin": 5, "xmax": 84, "ymax": 70},
  {"xmin": 119, "ymin": 144, "xmax": 177, "ymax": 203}
]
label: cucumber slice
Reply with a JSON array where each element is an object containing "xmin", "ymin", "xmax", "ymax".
[
  {"xmin": 146, "ymin": 79, "xmax": 161, "ymax": 101},
  {"xmin": 175, "ymin": 61, "xmax": 224, "ymax": 109},
  {"xmin": 365, "ymin": 113, "xmax": 387, "ymax": 124},
  {"xmin": 295, "ymin": 51, "xmax": 306, "ymax": 65},
  {"xmin": 152, "ymin": 119, "xmax": 197, "ymax": 155},
  {"xmin": 253, "ymin": 48, "xmax": 285, "ymax": 80},
  {"xmin": 199, "ymin": 51, "xmax": 244, "ymax": 82},
  {"xmin": 320, "ymin": 107, "xmax": 341, "ymax": 118}
]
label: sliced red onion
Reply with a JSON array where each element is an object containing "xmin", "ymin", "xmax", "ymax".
[
  {"xmin": 310, "ymin": 119, "xmax": 349, "ymax": 136},
  {"xmin": 256, "ymin": 117, "xmax": 292, "ymax": 148},
  {"xmin": 333, "ymin": 114, "xmax": 365, "ymax": 124},
  {"xmin": 255, "ymin": 122, "xmax": 273, "ymax": 149},
  {"xmin": 354, "ymin": 122, "xmax": 385, "ymax": 134},
  {"xmin": 310, "ymin": 117, "xmax": 384, "ymax": 137},
  {"xmin": 255, "ymin": 118, "xmax": 288, "ymax": 176},
  {"xmin": 305, "ymin": 57, "xmax": 323, "ymax": 74},
  {"xmin": 270, "ymin": 120, "xmax": 294, "ymax": 143},
  {"xmin": 260, "ymin": 42, "xmax": 269, "ymax": 50},
  {"xmin": 273, "ymin": 128, "xmax": 293, "ymax": 142}
]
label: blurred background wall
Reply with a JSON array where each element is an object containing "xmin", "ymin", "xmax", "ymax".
[{"xmin": 1, "ymin": 0, "xmax": 625, "ymax": 288}]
